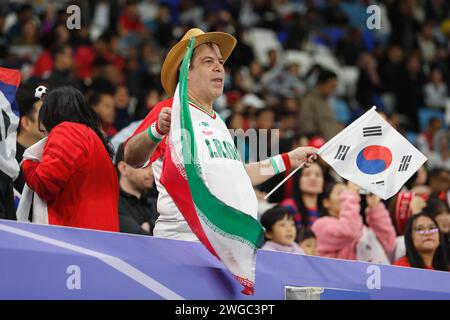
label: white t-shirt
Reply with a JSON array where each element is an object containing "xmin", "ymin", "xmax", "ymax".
[{"xmin": 153, "ymin": 102, "xmax": 258, "ymax": 241}]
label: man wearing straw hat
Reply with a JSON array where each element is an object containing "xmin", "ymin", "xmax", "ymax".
[{"xmin": 125, "ymin": 28, "xmax": 318, "ymax": 241}]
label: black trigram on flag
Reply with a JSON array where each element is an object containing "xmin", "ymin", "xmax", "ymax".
[
  {"xmin": 363, "ymin": 126, "xmax": 382, "ymax": 137},
  {"xmin": 334, "ymin": 145, "xmax": 350, "ymax": 160},
  {"xmin": 398, "ymin": 155, "xmax": 412, "ymax": 172},
  {"xmin": 0, "ymin": 110, "xmax": 11, "ymax": 142}
]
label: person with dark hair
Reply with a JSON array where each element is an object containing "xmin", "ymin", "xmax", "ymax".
[
  {"xmin": 424, "ymin": 195, "xmax": 450, "ymax": 259},
  {"xmin": 281, "ymin": 162, "xmax": 325, "ymax": 228},
  {"xmin": 115, "ymin": 143, "xmax": 158, "ymax": 236},
  {"xmin": 32, "ymin": 23, "xmax": 70, "ymax": 79},
  {"xmin": 424, "ymin": 68, "xmax": 448, "ymax": 110},
  {"xmin": 6, "ymin": 4, "xmax": 33, "ymax": 43},
  {"xmin": 355, "ymin": 52, "xmax": 381, "ymax": 112},
  {"xmin": 46, "ymin": 44, "xmax": 81, "ymax": 90},
  {"xmin": 417, "ymin": 117, "xmax": 443, "ymax": 156},
  {"xmin": 21, "ymin": 86, "xmax": 119, "ymax": 232},
  {"xmin": 425, "ymin": 195, "xmax": 450, "ymax": 235},
  {"xmin": 86, "ymin": 89, "xmax": 117, "ymax": 138},
  {"xmin": 298, "ymin": 68, "xmax": 340, "ymax": 140},
  {"xmin": 14, "ymin": 84, "xmax": 46, "ymax": 194},
  {"xmin": 260, "ymin": 206, "xmax": 304, "ymax": 254},
  {"xmin": 394, "ymin": 213, "xmax": 449, "ymax": 271},
  {"xmin": 312, "ymin": 181, "xmax": 396, "ymax": 263},
  {"xmin": 428, "ymin": 168, "xmax": 449, "ymax": 203},
  {"xmin": 114, "ymin": 85, "xmax": 133, "ymax": 131},
  {"xmin": 296, "ymin": 227, "xmax": 317, "ymax": 256},
  {"xmin": 118, "ymin": 0, "xmax": 144, "ymax": 36},
  {"xmin": 252, "ymin": 107, "xmax": 284, "ymax": 202}
]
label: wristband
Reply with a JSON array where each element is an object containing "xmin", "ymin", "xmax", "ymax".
[
  {"xmin": 281, "ymin": 152, "xmax": 292, "ymax": 171},
  {"xmin": 147, "ymin": 121, "xmax": 165, "ymax": 143},
  {"xmin": 270, "ymin": 153, "xmax": 291, "ymax": 174}
]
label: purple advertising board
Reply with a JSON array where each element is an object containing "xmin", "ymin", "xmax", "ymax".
[{"xmin": 1, "ymin": 220, "xmax": 449, "ymax": 300}]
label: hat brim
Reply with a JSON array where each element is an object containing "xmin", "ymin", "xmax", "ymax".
[{"xmin": 161, "ymin": 32, "xmax": 237, "ymax": 96}]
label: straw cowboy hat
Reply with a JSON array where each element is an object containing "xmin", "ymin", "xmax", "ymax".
[{"xmin": 161, "ymin": 28, "xmax": 237, "ymax": 96}]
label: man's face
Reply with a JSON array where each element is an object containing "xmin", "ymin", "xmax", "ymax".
[
  {"xmin": 123, "ymin": 164, "xmax": 154, "ymax": 193},
  {"xmin": 430, "ymin": 119, "xmax": 442, "ymax": 132},
  {"xmin": 188, "ymin": 43, "xmax": 225, "ymax": 102},
  {"xmin": 57, "ymin": 47, "xmax": 73, "ymax": 70},
  {"xmin": 94, "ymin": 94, "xmax": 115, "ymax": 125},
  {"xmin": 255, "ymin": 110, "xmax": 275, "ymax": 130},
  {"xmin": 22, "ymin": 100, "xmax": 45, "ymax": 142},
  {"xmin": 430, "ymin": 170, "xmax": 450, "ymax": 193},
  {"xmin": 115, "ymin": 86, "xmax": 130, "ymax": 109},
  {"xmin": 320, "ymin": 78, "xmax": 337, "ymax": 97}
]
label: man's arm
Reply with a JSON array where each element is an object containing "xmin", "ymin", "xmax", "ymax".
[
  {"xmin": 245, "ymin": 146, "xmax": 318, "ymax": 186},
  {"xmin": 124, "ymin": 107, "xmax": 171, "ymax": 168},
  {"xmin": 124, "ymin": 130, "xmax": 158, "ymax": 167}
]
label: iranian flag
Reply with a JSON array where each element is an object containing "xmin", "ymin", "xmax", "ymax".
[{"xmin": 160, "ymin": 38, "xmax": 264, "ymax": 295}]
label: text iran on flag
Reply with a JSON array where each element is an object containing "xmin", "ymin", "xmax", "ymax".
[
  {"xmin": 318, "ymin": 107, "xmax": 427, "ymax": 200},
  {"xmin": 160, "ymin": 38, "xmax": 264, "ymax": 295}
]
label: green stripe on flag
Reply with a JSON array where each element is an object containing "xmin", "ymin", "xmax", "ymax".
[{"xmin": 179, "ymin": 38, "xmax": 264, "ymax": 248}]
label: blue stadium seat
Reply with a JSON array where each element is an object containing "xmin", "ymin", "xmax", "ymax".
[
  {"xmin": 405, "ymin": 131, "xmax": 418, "ymax": 146},
  {"xmin": 418, "ymin": 108, "xmax": 446, "ymax": 132},
  {"xmin": 313, "ymin": 28, "xmax": 346, "ymax": 48}
]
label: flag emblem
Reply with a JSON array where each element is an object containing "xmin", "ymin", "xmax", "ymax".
[
  {"xmin": 356, "ymin": 145, "xmax": 392, "ymax": 175},
  {"xmin": 199, "ymin": 121, "xmax": 213, "ymax": 136},
  {"xmin": 318, "ymin": 106, "xmax": 427, "ymax": 199},
  {"xmin": 398, "ymin": 155, "xmax": 412, "ymax": 172}
]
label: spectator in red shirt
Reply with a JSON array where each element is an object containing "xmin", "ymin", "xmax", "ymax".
[
  {"xmin": 87, "ymin": 89, "xmax": 117, "ymax": 138},
  {"xmin": 21, "ymin": 86, "xmax": 119, "ymax": 232},
  {"xmin": 394, "ymin": 213, "xmax": 449, "ymax": 271},
  {"xmin": 32, "ymin": 24, "xmax": 70, "ymax": 78},
  {"xmin": 74, "ymin": 33, "xmax": 125, "ymax": 82},
  {"xmin": 119, "ymin": 1, "xmax": 144, "ymax": 36}
]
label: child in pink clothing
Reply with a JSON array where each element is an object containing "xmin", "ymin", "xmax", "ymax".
[
  {"xmin": 261, "ymin": 206, "xmax": 305, "ymax": 254},
  {"xmin": 311, "ymin": 182, "xmax": 396, "ymax": 262}
]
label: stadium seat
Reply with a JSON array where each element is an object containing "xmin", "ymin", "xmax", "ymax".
[
  {"xmin": 312, "ymin": 48, "xmax": 340, "ymax": 74},
  {"xmin": 245, "ymin": 28, "xmax": 282, "ymax": 66},
  {"xmin": 405, "ymin": 131, "xmax": 418, "ymax": 146},
  {"xmin": 284, "ymin": 50, "xmax": 313, "ymax": 77},
  {"xmin": 418, "ymin": 108, "xmax": 446, "ymax": 132},
  {"xmin": 339, "ymin": 66, "xmax": 359, "ymax": 97}
]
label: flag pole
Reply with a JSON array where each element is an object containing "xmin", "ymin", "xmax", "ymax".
[
  {"xmin": 263, "ymin": 106, "xmax": 379, "ymax": 200},
  {"xmin": 263, "ymin": 161, "xmax": 305, "ymax": 200}
]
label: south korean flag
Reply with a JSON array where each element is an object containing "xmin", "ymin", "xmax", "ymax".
[{"xmin": 318, "ymin": 106, "xmax": 427, "ymax": 200}]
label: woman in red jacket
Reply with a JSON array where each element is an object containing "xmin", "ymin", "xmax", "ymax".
[
  {"xmin": 22, "ymin": 86, "xmax": 119, "ymax": 232},
  {"xmin": 394, "ymin": 213, "xmax": 449, "ymax": 271}
]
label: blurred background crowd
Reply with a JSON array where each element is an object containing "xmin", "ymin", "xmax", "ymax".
[{"xmin": 1, "ymin": 0, "xmax": 449, "ymax": 270}]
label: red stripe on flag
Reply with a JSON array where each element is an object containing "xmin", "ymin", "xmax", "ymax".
[
  {"xmin": 154, "ymin": 120, "xmax": 165, "ymax": 136},
  {"xmin": 235, "ymin": 275, "xmax": 254, "ymax": 295},
  {"xmin": 160, "ymin": 143, "xmax": 218, "ymax": 258},
  {"xmin": 0, "ymin": 67, "xmax": 20, "ymax": 87},
  {"xmin": 281, "ymin": 152, "xmax": 292, "ymax": 171}
]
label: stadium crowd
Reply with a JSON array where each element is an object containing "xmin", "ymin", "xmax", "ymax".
[{"xmin": 1, "ymin": 0, "xmax": 449, "ymax": 271}]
